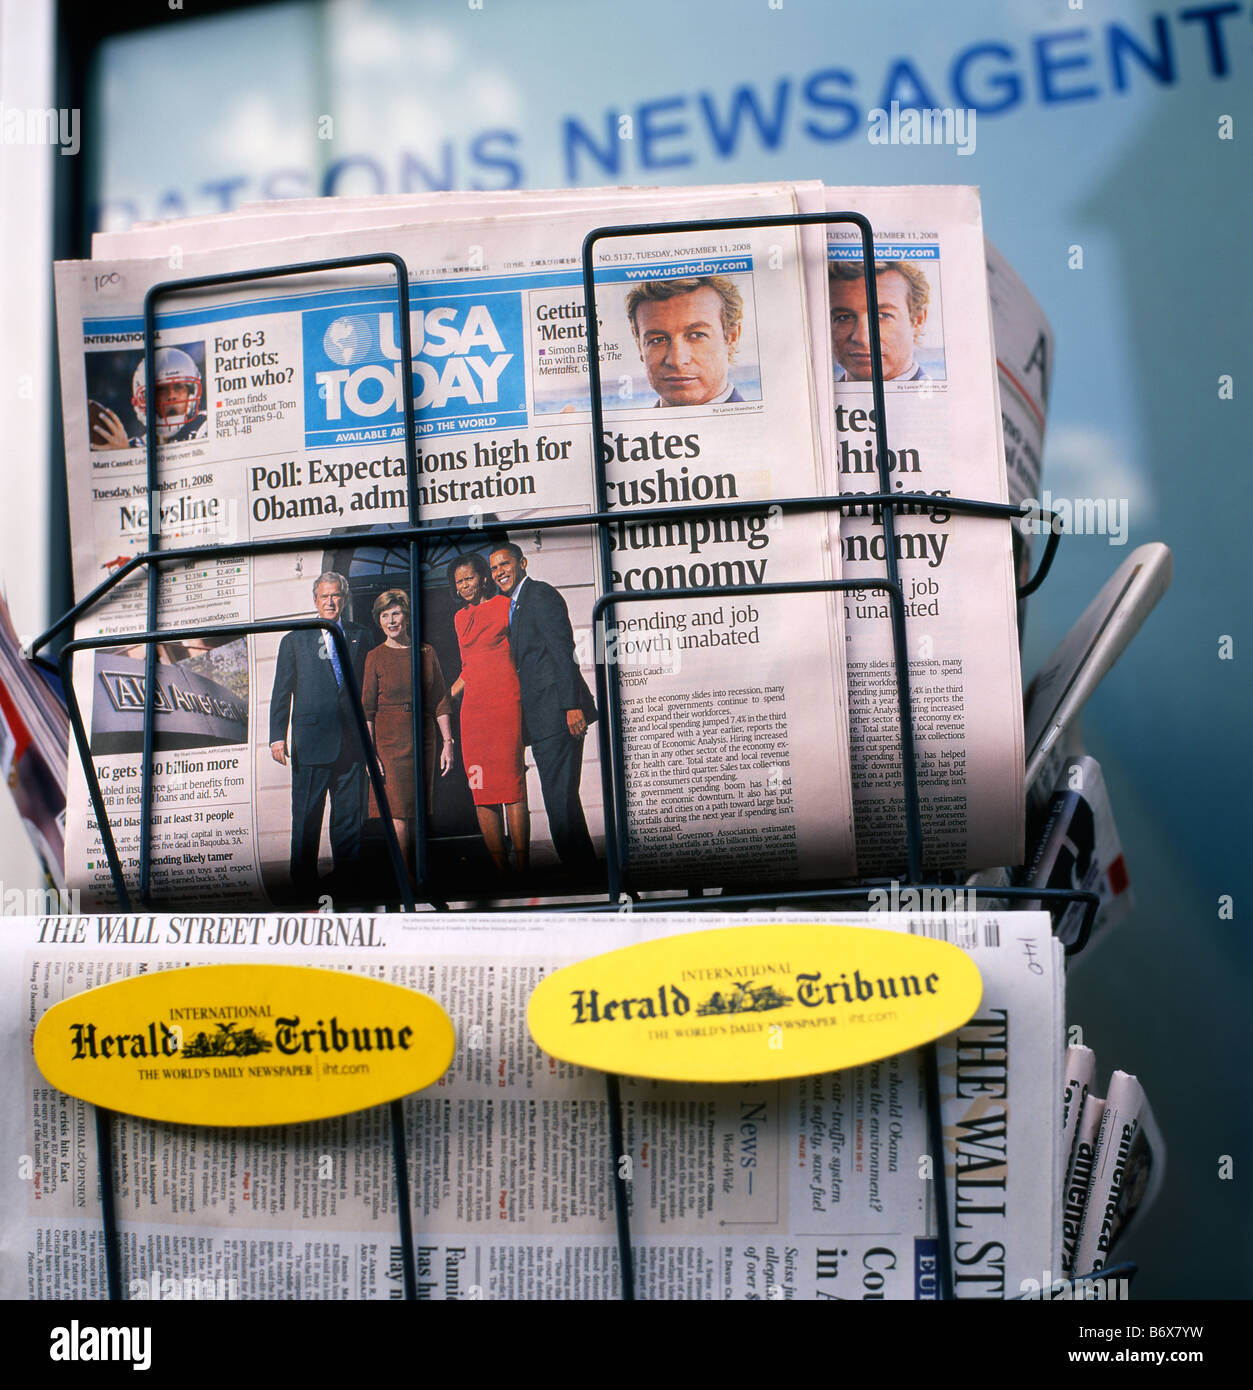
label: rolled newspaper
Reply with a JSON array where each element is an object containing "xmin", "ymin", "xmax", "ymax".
[
  {"xmin": 1060, "ymin": 1089, "xmax": 1104, "ymax": 1277},
  {"xmin": 1073, "ymin": 1069, "xmax": 1165, "ymax": 1275}
]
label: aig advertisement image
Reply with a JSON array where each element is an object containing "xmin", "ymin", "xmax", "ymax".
[{"xmin": 89, "ymin": 638, "xmax": 248, "ymax": 755}]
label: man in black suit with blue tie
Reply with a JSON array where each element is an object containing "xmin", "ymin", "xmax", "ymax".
[
  {"xmin": 269, "ymin": 571, "xmax": 372, "ymax": 895},
  {"xmin": 489, "ymin": 543, "xmax": 598, "ymax": 874}
]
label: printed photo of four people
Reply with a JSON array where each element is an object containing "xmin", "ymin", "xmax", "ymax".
[{"xmin": 265, "ymin": 536, "xmax": 598, "ymax": 903}]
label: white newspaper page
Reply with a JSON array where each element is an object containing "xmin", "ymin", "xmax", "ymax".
[
  {"xmin": 824, "ymin": 187, "xmax": 1024, "ymax": 876},
  {"xmin": 55, "ymin": 191, "xmax": 854, "ymax": 905},
  {"xmin": 91, "ymin": 183, "xmax": 796, "ymax": 260},
  {"xmin": 985, "ymin": 238, "xmax": 1053, "ymax": 603},
  {"xmin": 1, "ymin": 909, "xmax": 1059, "ymax": 1300}
]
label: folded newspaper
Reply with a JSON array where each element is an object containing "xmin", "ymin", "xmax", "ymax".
[
  {"xmin": 54, "ymin": 183, "xmax": 1028, "ymax": 907},
  {"xmin": 822, "ymin": 188, "xmax": 1023, "ymax": 875},
  {"xmin": 1, "ymin": 909, "xmax": 1062, "ymax": 1300},
  {"xmin": 0, "ymin": 592, "xmax": 69, "ymax": 886},
  {"xmin": 985, "ymin": 238, "xmax": 1052, "ymax": 640},
  {"xmin": 1023, "ymin": 754, "xmax": 1133, "ymax": 947},
  {"xmin": 1060, "ymin": 1089, "xmax": 1106, "ymax": 1279},
  {"xmin": 1073, "ymin": 1069, "xmax": 1165, "ymax": 1277}
]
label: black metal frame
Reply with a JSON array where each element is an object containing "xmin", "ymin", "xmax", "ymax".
[{"xmin": 29, "ymin": 211, "xmax": 1107, "ymax": 1304}]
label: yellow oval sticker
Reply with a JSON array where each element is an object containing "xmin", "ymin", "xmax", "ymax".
[
  {"xmin": 528, "ymin": 922, "xmax": 983, "ymax": 1082},
  {"xmin": 33, "ymin": 965, "xmax": 455, "ymax": 1126}
]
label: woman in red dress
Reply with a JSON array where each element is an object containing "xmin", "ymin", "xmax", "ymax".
[{"xmin": 448, "ymin": 553, "xmax": 529, "ymax": 874}]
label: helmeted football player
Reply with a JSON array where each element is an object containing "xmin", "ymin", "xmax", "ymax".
[
  {"xmin": 90, "ymin": 346, "xmax": 208, "ymax": 449},
  {"xmin": 133, "ymin": 347, "xmax": 207, "ymax": 443}
]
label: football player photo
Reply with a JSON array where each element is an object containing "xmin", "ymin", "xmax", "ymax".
[{"xmin": 87, "ymin": 343, "xmax": 209, "ymax": 449}]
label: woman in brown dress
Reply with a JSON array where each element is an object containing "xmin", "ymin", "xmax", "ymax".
[{"xmin": 362, "ymin": 589, "xmax": 453, "ymax": 877}]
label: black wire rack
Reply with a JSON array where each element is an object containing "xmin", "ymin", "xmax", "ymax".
[{"xmin": 29, "ymin": 212, "xmax": 1112, "ymax": 1303}]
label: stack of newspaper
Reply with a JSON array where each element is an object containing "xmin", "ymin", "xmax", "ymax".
[
  {"xmin": 1057, "ymin": 1043, "xmax": 1164, "ymax": 1287},
  {"xmin": 2, "ymin": 909, "xmax": 1069, "ymax": 1300},
  {"xmin": 8, "ymin": 184, "xmax": 1174, "ymax": 1304},
  {"xmin": 50, "ymin": 181, "xmax": 1036, "ymax": 908}
]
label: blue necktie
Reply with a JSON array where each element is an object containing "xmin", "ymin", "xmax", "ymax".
[{"xmin": 326, "ymin": 627, "xmax": 344, "ymax": 687}]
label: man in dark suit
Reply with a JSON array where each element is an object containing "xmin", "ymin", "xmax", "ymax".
[
  {"xmin": 268, "ymin": 571, "xmax": 372, "ymax": 895},
  {"xmin": 488, "ymin": 543, "xmax": 598, "ymax": 874},
  {"xmin": 624, "ymin": 275, "xmax": 747, "ymax": 407}
]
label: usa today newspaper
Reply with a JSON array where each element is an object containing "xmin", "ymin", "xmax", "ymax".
[
  {"xmin": 822, "ymin": 186, "xmax": 1025, "ymax": 877},
  {"xmin": 1, "ymin": 910, "xmax": 1061, "ymax": 1299},
  {"xmin": 54, "ymin": 186, "xmax": 857, "ymax": 905}
]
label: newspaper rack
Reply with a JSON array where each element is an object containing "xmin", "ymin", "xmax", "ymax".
[{"xmin": 29, "ymin": 212, "xmax": 1109, "ymax": 1303}]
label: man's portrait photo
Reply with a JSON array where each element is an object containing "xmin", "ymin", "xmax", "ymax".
[
  {"xmin": 267, "ymin": 570, "xmax": 372, "ymax": 897},
  {"xmin": 619, "ymin": 274, "xmax": 760, "ymax": 408},
  {"xmin": 828, "ymin": 258, "xmax": 946, "ymax": 384},
  {"xmin": 86, "ymin": 342, "xmax": 209, "ymax": 450}
]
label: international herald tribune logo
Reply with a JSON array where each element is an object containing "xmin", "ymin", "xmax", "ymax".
[
  {"xmin": 569, "ymin": 965, "xmax": 943, "ymax": 1024},
  {"xmin": 68, "ymin": 1012, "xmax": 418, "ymax": 1060}
]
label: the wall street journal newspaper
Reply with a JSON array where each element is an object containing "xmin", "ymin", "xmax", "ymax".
[
  {"xmin": 55, "ymin": 186, "xmax": 855, "ymax": 905},
  {"xmin": 1, "ymin": 910, "xmax": 1062, "ymax": 1299}
]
